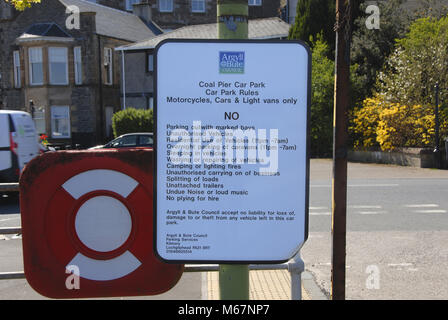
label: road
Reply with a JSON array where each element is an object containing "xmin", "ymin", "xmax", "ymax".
[
  {"xmin": 2, "ymin": 160, "xmax": 448, "ymax": 299},
  {"xmin": 303, "ymin": 160, "xmax": 448, "ymax": 299}
]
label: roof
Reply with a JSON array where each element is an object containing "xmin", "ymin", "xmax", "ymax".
[
  {"xmin": 116, "ymin": 17, "xmax": 291, "ymax": 51},
  {"xmin": 16, "ymin": 22, "xmax": 75, "ymax": 43},
  {"xmin": 25, "ymin": 23, "xmax": 71, "ymax": 37},
  {"xmin": 58, "ymin": 0, "xmax": 162, "ymax": 42}
]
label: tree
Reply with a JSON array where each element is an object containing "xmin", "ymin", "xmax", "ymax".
[
  {"xmin": 376, "ymin": 15, "xmax": 448, "ymax": 106},
  {"xmin": 351, "ymin": 0, "xmax": 448, "ymax": 102},
  {"xmin": 289, "ymin": 0, "xmax": 363, "ymax": 59},
  {"xmin": 288, "ymin": 0, "xmax": 336, "ymax": 53},
  {"xmin": 4, "ymin": 0, "xmax": 41, "ymax": 10},
  {"xmin": 309, "ymin": 36, "xmax": 334, "ymax": 157},
  {"xmin": 351, "ymin": 0, "xmax": 411, "ymax": 101}
]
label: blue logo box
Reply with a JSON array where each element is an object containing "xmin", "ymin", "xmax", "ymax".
[{"xmin": 219, "ymin": 51, "xmax": 245, "ymax": 74}]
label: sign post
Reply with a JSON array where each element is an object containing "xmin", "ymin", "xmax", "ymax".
[
  {"xmin": 154, "ymin": 40, "xmax": 311, "ymax": 298},
  {"xmin": 332, "ymin": 0, "xmax": 352, "ymax": 300},
  {"xmin": 217, "ymin": 0, "xmax": 250, "ymax": 300}
]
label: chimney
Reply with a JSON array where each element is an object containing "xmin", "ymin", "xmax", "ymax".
[{"xmin": 133, "ymin": 0, "xmax": 152, "ymax": 25}]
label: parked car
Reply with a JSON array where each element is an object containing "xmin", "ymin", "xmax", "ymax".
[
  {"xmin": 89, "ymin": 133, "xmax": 154, "ymax": 150},
  {"xmin": 0, "ymin": 110, "xmax": 41, "ymax": 183}
]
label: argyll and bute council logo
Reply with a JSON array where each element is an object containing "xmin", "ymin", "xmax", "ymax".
[{"xmin": 219, "ymin": 51, "xmax": 245, "ymax": 74}]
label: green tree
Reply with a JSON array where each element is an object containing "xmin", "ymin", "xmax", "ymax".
[
  {"xmin": 376, "ymin": 15, "xmax": 448, "ymax": 106},
  {"xmin": 309, "ymin": 36, "xmax": 334, "ymax": 156},
  {"xmin": 351, "ymin": 0, "xmax": 448, "ymax": 102},
  {"xmin": 351, "ymin": 0, "xmax": 411, "ymax": 101},
  {"xmin": 310, "ymin": 34, "xmax": 364, "ymax": 156},
  {"xmin": 289, "ymin": 0, "xmax": 363, "ymax": 59},
  {"xmin": 288, "ymin": 0, "xmax": 336, "ymax": 52}
]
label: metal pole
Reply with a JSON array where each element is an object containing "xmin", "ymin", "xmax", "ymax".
[
  {"xmin": 121, "ymin": 50, "xmax": 126, "ymax": 110},
  {"xmin": 288, "ymin": 251, "xmax": 305, "ymax": 300},
  {"xmin": 434, "ymin": 83, "xmax": 441, "ymax": 169},
  {"xmin": 331, "ymin": 0, "xmax": 351, "ymax": 300},
  {"xmin": 217, "ymin": 0, "xmax": 249, "ymax": 300}
]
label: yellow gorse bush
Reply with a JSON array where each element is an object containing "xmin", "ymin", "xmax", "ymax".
[
  {"xmin": 350, "ymin": 97, "xmax": 448, "ymax": 151},
  {"xmin": 350, "ymin": 97, "xmax": 382, "ymax": 150}
]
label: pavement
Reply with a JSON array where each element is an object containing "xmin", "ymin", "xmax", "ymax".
[
  {"xmin": 205, "ymin": 269, "xmax": 328, "ymax": 300},
  {"xmin": 0, "ymin": 229, "xmax": 328, "ymax": 300}
]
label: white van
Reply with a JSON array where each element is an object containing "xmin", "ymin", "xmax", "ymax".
[{"xmin": 0, "ymin": 110, "xmax": 40, "ymax": 182}]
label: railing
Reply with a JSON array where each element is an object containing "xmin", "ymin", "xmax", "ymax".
[{"xmin": 0, "ymin": 183, "xmax": 305, "ymax": 299}]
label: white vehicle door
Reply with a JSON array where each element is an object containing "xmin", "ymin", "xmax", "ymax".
[
  {"xmin": 0, "ymin": 114, "xmax": 11, "ymax": 171},
  {"xmin": 12, "ymin": 113, "xmax": 39, "ymax": 170}
]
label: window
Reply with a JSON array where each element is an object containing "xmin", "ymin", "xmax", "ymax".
[
  {"xmin": 159, "ymin": 0, "xmax": 173, "ymax": 12},
  {"xmin": 147, "ymin": 53, "xmax": 154, "ymax": 72},
  {"xmin": 126, "ymin": 0, "xmax": 140, "ymax": 11},
  {"xmin": 109, "ymin": 135, "xmax": 137, "ymax": 147},
  {"xmin": 51, "ymin": 106, "xmax": 70, "ymax": 138},
  {"xmin": 33, "ymin": 107, "xmax": 46, "ymax": 134},
  {"xmin": 49, "ymin": 47, "xmax": 68, "ymax": 85},
  {"xmin": 191, "ymin": 0, "xmax": 205, "ymax": 12},
  {"xmin": 13, "ymin": 50, "xmax": 21, "ymax": 88},
  {"xmin": 29, "ymin": 47, "xmax": 43, "ymax": 85},
  {"xmin": 139, "ymin": 135, "xmax": 153, "ymax": 146},
  {"xmin": 147, "ymin": 96, "xmax": 154, "ymax": 109},
  {"xmin": 104, "ymin": 47, "xmax": 113, "ymax": 85},
  {"xmin": 248, "ymin": 0, "xmax": 262, "ymax": 5},
  {"xmin": 74, "ymin": 46, "xmax": 82, "ymax": 85}
]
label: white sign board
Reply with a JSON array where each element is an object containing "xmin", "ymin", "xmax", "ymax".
[{"xmin": 154, "ymin": 40, "xmax": 310, "ymax": 263}]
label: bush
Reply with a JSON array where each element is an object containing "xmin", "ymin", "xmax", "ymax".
[
  {"xmin": 350, "ymin": 97, "xmax": 382, "ymax": 150},
  {"xmin": 112, "ymin": 108, "xmax": 153, "ymax": 138},
  {"xmin": 350, "ymin": 97, "xmax": 448, "ymax": 151}
]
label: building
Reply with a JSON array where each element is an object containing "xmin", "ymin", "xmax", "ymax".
[
  {"xmin": 116, "ymin": 17, "xmax": 291, "ymax": 111},
  {"xmin": 0, "ymin": 0, "xmax": 161, "ymax": 147},
  {"xmin": 126, "ymin": 0, "xmax": 282, "ymax": 30}
]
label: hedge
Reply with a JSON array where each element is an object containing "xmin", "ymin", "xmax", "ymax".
[{"xmin": 112, "ymin": 108, "xmax": 153, "ymax": 138}]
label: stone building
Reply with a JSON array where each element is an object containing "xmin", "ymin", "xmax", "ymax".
[
  {"xmin": 126, "ymin": 0, "xmax": 282, "ymax": 30},
  {"xmin": 116, "ymin": 17, "xmax": 290, "ymax": 111},
  {"xmin": 0, "ymin": 0, "xmax": 161, "ymax": 147}
]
